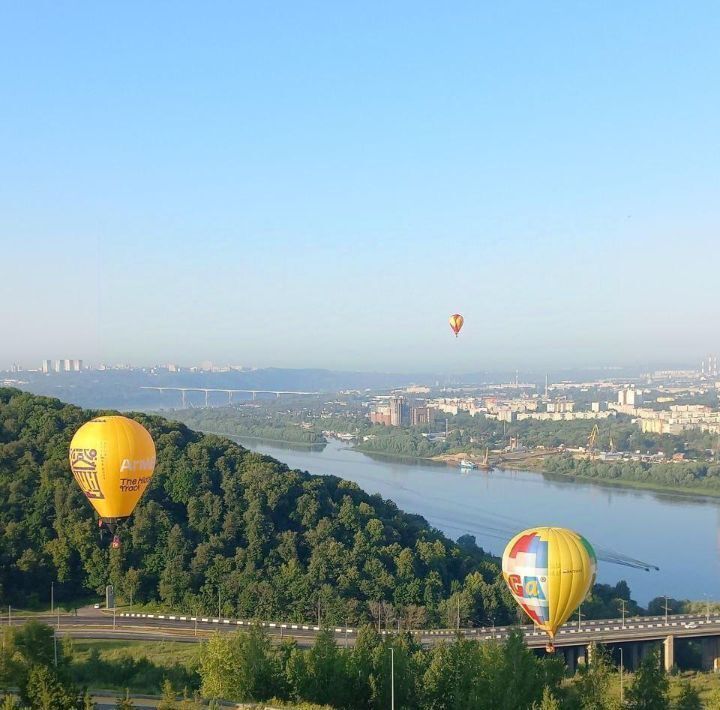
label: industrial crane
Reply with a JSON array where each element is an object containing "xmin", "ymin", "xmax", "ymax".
[{"xmin": 587, "ymin": 424, "xmax": 600, "ymax": 458}]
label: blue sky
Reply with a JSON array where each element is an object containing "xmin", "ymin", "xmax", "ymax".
[{"xmin": 1, "ymin": 2, "xmax": 718, "ymax": 372}]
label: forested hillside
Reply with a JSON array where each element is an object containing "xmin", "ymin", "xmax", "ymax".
[{"xmin": 0, "ymin": 388, "xmax": 518, "ymax": 628}]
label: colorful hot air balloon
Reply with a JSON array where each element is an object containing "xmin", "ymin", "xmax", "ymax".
[
  {"xmin": 69, "ymin": 416, "xmax": 156, "ymax": 547},
  {"xmin": 502, "ymin": 527, "xmax": 597, "ymax": 652},
  {"xmin": 449, "ymin": 313, "xmax": 464, "ymax": 337}
]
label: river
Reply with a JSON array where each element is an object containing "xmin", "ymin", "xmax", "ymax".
[{"xmin": 236, "ymin": 437, "xmax": 720, "ymax": 606}]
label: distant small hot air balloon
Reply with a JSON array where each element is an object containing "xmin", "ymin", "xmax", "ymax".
[
  {"xmin": 449, "ymin": 313, "xmax": 464, "ymax": 337},
  {"xmin": 69, "ymin": 416, "xmax": 156, "ymax": 547},
  {"xmin": 502, "ymin": 527, "xmax": 597, "ymax": 652}
]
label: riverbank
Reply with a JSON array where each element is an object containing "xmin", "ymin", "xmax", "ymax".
[
  {"xmin": 196, "ymin": 429, "xmax": 327, "ymax": 449},
  {"xmin": 198, "ymin": 429, "xmax": 720, "ymax": 503},
  {"xmin": 538, "ymin": 467, "xmax": 720, "ymax": 500}
]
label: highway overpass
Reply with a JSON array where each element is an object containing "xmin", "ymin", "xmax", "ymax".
[{"xmin": 7, "ymin": 608, "xmax": 720, "ymax": 672}]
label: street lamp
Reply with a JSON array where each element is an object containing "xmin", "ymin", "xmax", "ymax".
[
  {"xmin": 51, "ymin": 581, "xmax": 54, "ymax": 615},
  {"xmin": 390, "ymin": 647, "xmax": 395, "ymax": 710}
]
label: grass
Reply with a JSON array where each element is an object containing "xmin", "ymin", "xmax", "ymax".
[
  {"xmin": 66, "ymin": 638, "xmax": 201, "ymax": 694},
  {"xmin": 69, "ymin": 638, "xmax": 202, "ymax": 667},
  {"xmin": 2, "ymin": 595, "xmax": 101, "ymax": 617}
]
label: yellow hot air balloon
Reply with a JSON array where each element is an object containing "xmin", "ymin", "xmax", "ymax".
[
  {"xmin": 502, "ymin": 527, "xmax": 597, "ymax": 652},
  {"xmin": 449, "ymin": 313, "xmax": 464, "ymax": 337},
  {"xmin": 69, "ymin": 416, "xmax": 156, "ymax": 545}
]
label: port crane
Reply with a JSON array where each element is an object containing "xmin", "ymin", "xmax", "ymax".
[{"xmin": 587, "ymin": 424, "xmax": 599, "ymax": 459}]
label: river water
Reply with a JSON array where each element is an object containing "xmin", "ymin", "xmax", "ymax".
[{"xmin": 236, "ymin": 438, "xmax": 720, "ymax": 605}]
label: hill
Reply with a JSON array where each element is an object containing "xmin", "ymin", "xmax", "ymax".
[{"xmin": 0, "ymin": 387, "xmax": 516, "ymax": 628}]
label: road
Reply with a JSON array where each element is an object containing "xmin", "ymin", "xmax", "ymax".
[{"xmin": 5, "ymin": 608, "xmax": 720, "ymax": 649}]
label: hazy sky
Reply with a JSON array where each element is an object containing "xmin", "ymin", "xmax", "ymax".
[{"xmin": 2, "ymin": 2, "xmax": 718, "ymax": 372}]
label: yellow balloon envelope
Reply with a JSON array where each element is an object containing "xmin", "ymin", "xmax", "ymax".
[
  {"xmin": 69, "ymin": 416, "xmax": 156, "ymax": 522},
  {"xmin": 502, "ymin": 527, "xmax": 596, "ymax": 648},
  {"xmin": 449, "ymin": 313, "xmax": 464, "ymax": 337}
]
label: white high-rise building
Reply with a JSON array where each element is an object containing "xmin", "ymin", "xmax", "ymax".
[{"xmin": 41, "ymin": 360, "xmax": 52, "ymax": 373}]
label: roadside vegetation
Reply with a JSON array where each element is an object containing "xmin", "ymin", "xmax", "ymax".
[{"xmin": 1, "ymin": 621, "xmax": 718, "ymax": 709}]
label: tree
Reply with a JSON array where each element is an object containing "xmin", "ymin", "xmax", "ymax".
[
  {"xmin": 12, "ymin": 621, "xmax": 57, "ymax": 668},
  {"xmin": 370, "ymin": 635, "xmax": 423, "ymax": 710},
  {"xmin": 422, "ymin": 636, "xmax": 490, "ymax": 709},
  {"xmin": 288, "ymin": 628, "xmax": 347, "ymax": 707},
  {"xmin": 122, "ymin": 567, "xmax": 142, "ymax": 607},
  {"xmin": 346, "ymin": 625, "xmax": 379, "ymax": 707},
  {"xmin": 158, "ymin": 679, "xmax": 178, "ymax": 710},
  {"xmin": 494, "ymin": 630, "xmax": 548, "ymax": 710},
  {"xmin": 673, "ymin": 680, "xmax": 701, "ymax": 710},
  {"xmin": 570, "ymin": 644, "xmax": 615, "ymax": 710},
  {"xmin": 533, "ymin": 687, "xmax": 561, "ymax": 710},
  {"xmin": 625, "ymin": 649, "xmax": 669, "ymax": 710},
  {"xmin": 199, "ymin": 627, "xmax": 278, "ymax": 702},
  {"xmin": 23, "ymin": 665, "xmax": 79, "ymax": 710}
]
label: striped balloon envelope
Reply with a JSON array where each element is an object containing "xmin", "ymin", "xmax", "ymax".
[{"xmin": 502, "ymin": 527, "xmax": 597, "ymax": 651}]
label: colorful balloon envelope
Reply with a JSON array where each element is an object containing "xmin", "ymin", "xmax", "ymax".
[
  {"xmin": 449, "ymin": 313, "xmax": 464, "ymax": 337},
  {"xmin": 502, "ymin": 527, "xmax": 597, "ymax": 650},
  {"xmin": 69, "ymin": 416, "xmax": 156, "ymax": 529}
]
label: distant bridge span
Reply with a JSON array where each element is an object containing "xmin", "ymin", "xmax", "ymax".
[{"xmin": 140, "ymin": 386, "xmax": 319, "ymax": 407}]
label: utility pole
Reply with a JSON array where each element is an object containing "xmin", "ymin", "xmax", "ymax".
[
  {"xmin": 390, "ymin": 647, "xmax": 395, "ymax": 710},
  {"xmin": 456, "ymin": 595, "xmax": 460, "ymax": 632},
  {"xmin": 577, "ymin": 605, "xmax": 583, "ymax": 631},
  {"xmin": 664, "ymin": 596, "xmax": 669, "ymax": 626},
  {"xmin": 113, "ymin": 605, "xmax": 116, "ymax": 631},
  {"xmin": 705, "ymin": 593, "xmax": 710, "ymax": 623},
  {"xmin": 218, "ymin": 588, "xmax": 221, "ymax": 619},
  {"xmin": 620, "ymin": 599, "xmax": 627, "ymax": 629},
  {"xmin": 51, "ymin": 581, "xmax": 54, "ymax": 616},
  {"xmin": 619, "ymin": 647, "xmax": 624, "ymax": 705},
  {"xmin": 53, "ymin": 630, "xmax": 57, "ymax": 667}
]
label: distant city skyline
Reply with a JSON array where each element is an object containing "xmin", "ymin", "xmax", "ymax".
[
  {"xmin": 1, "ymin": 354, "xmax": 716, "ymax": 377},
  {"xmin": 2, "ymin": 3, "xmax": 719, "ymax": 371}
]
